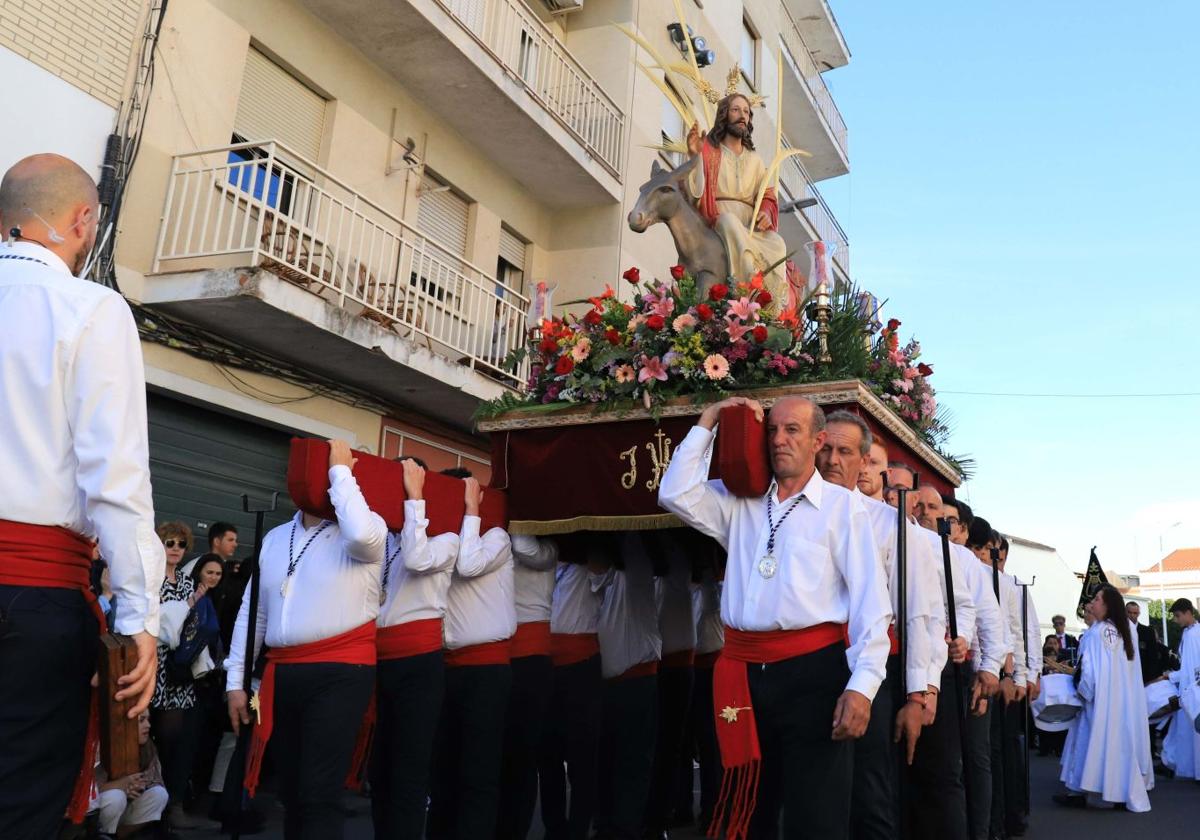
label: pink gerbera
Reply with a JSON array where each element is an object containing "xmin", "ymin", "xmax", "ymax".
[{"xmin": 703, "ymin": 354, "xmax": 730, "ymax": 380}]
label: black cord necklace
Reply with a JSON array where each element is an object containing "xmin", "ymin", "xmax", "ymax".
[
  {"xmin": 758, "ymin": 483, "xmax": 804, "ymax": 579},
  {"xmin": 281, "ymin": 519, "xmax": 331, "ymax": 598},
  {"xmin": 379, "ymin": 538, "xmax": 403, "ymax": 606}
]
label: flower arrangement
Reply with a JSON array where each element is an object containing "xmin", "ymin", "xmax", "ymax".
[{"xmin": 867, "ymin": 317, "xmax": 945, "ymax": 440}]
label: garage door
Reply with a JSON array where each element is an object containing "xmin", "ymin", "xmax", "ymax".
[{"xmin": 148, "ymin": 394, "xmax": 297, "ymax": 558}]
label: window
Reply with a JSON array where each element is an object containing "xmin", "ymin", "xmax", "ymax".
[
  {"xmin": 741, "ymin": 17, "xmax": 759, "ymax": 90},
  {"xmin": 660, "ymin": 79, "xmax": 687, "ymax": 167},
  {"xmin": 234, "ymin": 48, "xmax": 326, "ymax": 162},
  {"xmin": 497, "ymin": 226, "xmax": 527, "ymax": 294},
  {"xmin": 518, "ymin": 30, "xmax": 540, "ymax": 84},
  {"xmin": 227, "ymin": 136, "xmax": 296, "ymax": 215}
]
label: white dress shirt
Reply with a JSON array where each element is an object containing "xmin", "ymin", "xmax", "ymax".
[
  {"xmin": 378, "ymin": 499, "xmax": 458, "ymax": 628},
  {"xmin": 658, "ymin": 426, "xmax": 892, "ymax": 700},
  {"xmin": 0, "ymin": 241, "xmax": 164, "ymax": 635},
  {"xmin": 919, "ymin": 527, "xmax": 975, "ymax": 688},
  {"xmin": 1013, "ymin": 578, "xmax": 1042, "ymax": 682},
  {"xmin": 511, "ymin": 534, "xmax": 557, "ymax": 624},
  {"xmin": 857, "ymin": 491, "xmax": 937, "ymax": 694},
  {"xmin": 995, "ymin": 569, "xmax": 1027, "ymax": 685},
  {"xmin": 957, "ymin": 544, "xmax": 1006, "ymax": 677},
  {"xmin": 695, "ymin": 574, "xmax": 724, "ymax": 656},
  {"xmin": 225, "ymin": 465, "xmax": 387, "ymax": 690},
  {"xmin": 593, "ymin": 535, "xmax": 662, "ymax": 678},
  {"xmin": 658, "ymin": 553, "xmax": 698, "ymax": 656},
  {"xmin": 443, "ymin": 517, "xmax": 514, "ymax": 649},
  {"xmin": 550, "ymin": 562, "xmax": 601, "ymax": 635}
]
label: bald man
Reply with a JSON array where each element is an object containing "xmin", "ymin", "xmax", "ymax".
[{"xmin": 0, "ymin": 154, "xmax": 164, "ymax": 836}]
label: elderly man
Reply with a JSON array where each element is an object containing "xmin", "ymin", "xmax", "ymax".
[
  {"xmin": 815, "ymin": 411, "xmax": 938, "ymax": 840},
  {"xmin": 659, "ymin": 396, "xmax": 891, "ymax": 840},
  {"xmin": 0, "ymin": 154, "xmax": 164, "ymax": 835}
]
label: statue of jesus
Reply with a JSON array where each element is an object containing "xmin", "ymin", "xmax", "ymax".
[{"xmin": 685, "ymin": 94, "xmax": 788, "ymax": 312}]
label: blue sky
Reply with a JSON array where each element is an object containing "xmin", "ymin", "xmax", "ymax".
[{"xmin": 819, "ymin": 1, "xmax": 1200, "ymax": 572}]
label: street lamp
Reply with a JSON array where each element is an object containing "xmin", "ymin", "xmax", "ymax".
[{"xmin": 1157, "ymin": 520, "xmax": 1183, "ymax": 639}]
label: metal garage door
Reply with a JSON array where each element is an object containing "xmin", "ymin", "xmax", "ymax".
[{"xmin": 147, "ymin": 394, "xmax": 296, "ymax": 559}]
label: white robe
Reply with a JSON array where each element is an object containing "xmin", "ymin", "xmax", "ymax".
[
  {"xmin": 1059, "ymin": 619, "xmax": 1154, "ymax": 811},
  {"xmin": 1162, "ymin": 623, "xmax": 1200, "ymax": 778}
]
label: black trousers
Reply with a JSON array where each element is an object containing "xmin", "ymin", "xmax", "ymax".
[
  {"xmin": 963, "ymin": 671, "xmax": 991, "ymax": 840},
  {"xmin": 908, "ymin": 663, "xmax": 968, "ymax": 840},
  {"xmin": 539, "ymin": 655, "xmax": 602, "ymax": 840},
  {"xmin": 271, "ymin": 661, "xmax": 375, "ymax": 840},
  {"xmin": 370, "ymin": 650, "xmax": 444, "ymax": 840},
  {"xmin": 645, "ymin": 661, "xmax": 693, "ymax": 832},
  {"xmin": 746, "ymin": 642, "xmax": 854, "ymax": 840},
  {"xmin": 496, "ymin": 654, "xmax": 552, "ymax": 840},
  {"xmin": 851, "ymin": 653, "xmax": 898, "ymax": 840},
  {"xmin": 990, "ymin": 696, "xmax": 1027, "ymax": 830},
  {"xmin": 150, "ymin": 705, "xmax": 199, "ymax": 804},
  {"xmin": 596, "ymin": 672, "xmax": 657, "ymax": 840},
  {"xmin": 427, "ymin": 663, "xmax": 512, "ymax": 840},
  {"xmin": 0, "ymin": 585, "xmax": 97, "ymax": 840},
  {"xmin": 675, "ymin": 661, "xmax": 720, "ymax": 827}
]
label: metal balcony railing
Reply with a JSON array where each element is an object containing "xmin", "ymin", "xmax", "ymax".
[
  {"xmin": 778, "ymin": 150, "xmax": 850, "ymax": 276},
  {"xmin": 152, "ymin": 141, "xmax": 531, "ymax": 387},
  {"xmin": 442, "ymin": 0, "xmax": 624, "ymax": 178},
  {"xmin": 779, "ymin": 0, "xmax": 849, "ymax": 162}
]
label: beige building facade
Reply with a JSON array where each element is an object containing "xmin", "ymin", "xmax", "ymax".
[{"xmin": 1, "ymin": 0, "xmax": 854, "ymax": 540}]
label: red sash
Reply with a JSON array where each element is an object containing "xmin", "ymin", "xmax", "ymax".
[
  {"xmin": 244, "ymin": 621, "xmax": 376, "ymax": 797},
  {"xmin": 550, "ymin": 632, "xmax": 600, "ymax": 667},
  {"xmin": 0, "ymin": 520, "xmax": 101, "ymax": 824},
  {"xmin": 443, "ymin": 638, "xmax": 512, "ymax": 667},
  {"xmin": 662, "ymin": 648, "xmax": 696, "ymax": 669},
  {"xmin": 710, "ymin": 623, "xmax": 847, "ymax": 840},
  {"xmin": 377, "ymin": 618, "xmax": 443, "ymax": 660},
  {"xmin": 887, "ymin": 624, "xmax": 899, "ymax": 656},
  {"xmin": 612, "ymin": 660, "xmax": 659, "ymax": 681},
  {"xmin": 511, "ymin": 621, "xmax": 551, "ymax": 659}
]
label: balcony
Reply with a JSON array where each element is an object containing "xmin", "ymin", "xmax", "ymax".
[
  {"xmin": 777, "ymin": 151, "xmax": 849, "ymax": 283},
  {"xmin": 297, "ymin": 0, "xmax": 623, "ymax": 206},
  {"xmin": 783, "ymin": 0, "xmax": 851, "ymax": 70},
  {"xmin": 146, "ymin": 141, "xmax": 529, "ymax": 432},
  {"xmin": 779, "ymin": 1, "xmax": 849, "ymax": 181}
]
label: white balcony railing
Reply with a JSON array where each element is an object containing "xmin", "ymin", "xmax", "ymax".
[
  {"xmin": 779, "ymin": 0, "xmax": 849, "ymax": 162},
  {"xmin": 778, "ymin": 150, "xmax": 850, "ymax": 277},
  {"xmin": 152, "ymin": 141, "xmax": 530, "ymax": 387},
  {"xmin": 442, "ymin": 0, "xmax": 624, "ymax": 178}
]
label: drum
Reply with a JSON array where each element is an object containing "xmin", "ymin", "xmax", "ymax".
[
  {"xmin": 1145, "ymin": 678, "xmax": 1177, "ymax": 724},
  {"xmin": 1033, "ymin": 673, "xmax": 1081, "ymax": 732}
]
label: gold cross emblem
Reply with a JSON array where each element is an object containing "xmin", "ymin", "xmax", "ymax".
[
  {"xmin": 249, "ymin": 693, "xmax": 262, "ymax": 725},
  {"xmin": 719, "ymin": 705, "xmax": 753, "ymax": 724}
]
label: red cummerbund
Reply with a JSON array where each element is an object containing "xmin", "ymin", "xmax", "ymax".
[
  {"xmin": 443, "ymin": 638, "xmax": 512, "ymax": 667},
  {"xmin": 511, "ymin": 621, "xmax": 551, "ymax": 659},
  {"xmin": 377, "ymin": 618, "xmax": 443, "ymax": 660},
  {"xmin": 888, "ymin": 624, "xmax": 899, "ymax": 656},
  {"xmin": 550, "ymin": 632, "xmax": 600, "ymax": 667},
  {"xmin": 661, "ymin": 648, "xmax": 696, "ymax": 668},
  {"xmin": 0, "ymin": 518, "xmax": 92, "ymax": 589},
  {"xmin": 723, "ymin": 622, "xmax": 847, "ymax": 664},
  {"xmin": 612, "ymin": 660, "xmax": 659, "ymax": 682}
]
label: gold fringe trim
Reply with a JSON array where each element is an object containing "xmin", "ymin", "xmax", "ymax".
[{"xmin": 508, "ymin": 513, "xmax": 683, "ymax": 536}]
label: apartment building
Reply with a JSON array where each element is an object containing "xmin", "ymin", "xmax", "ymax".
[{"xmin": 0, "ymin": 0, "xmax": 853, "ymax": 540}]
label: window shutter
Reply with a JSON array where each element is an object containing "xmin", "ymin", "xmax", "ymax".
[
  {"xmin": 234, "ymin": 48, "xmax": 327, "ymax": 162},
  {"xmin": 417, "ymin": 176, "xmax": 470, "ymax": 258},
  {"xmin": 499, "ymin": 227, "xmax": 526, "ymax": 271}
]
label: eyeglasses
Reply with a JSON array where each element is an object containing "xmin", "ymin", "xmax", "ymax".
[
  {"xmin": 163, "ymin": 539, "xmax": 186, "ymax": 549},
  {"xmin": 944, "ymin": 516, "xmax": 960, "ymax": 527}
]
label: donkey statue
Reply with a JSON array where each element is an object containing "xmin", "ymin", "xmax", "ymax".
[{"xmin": 627, "ymin": 156, "xmax": 727, "ymax": 297}]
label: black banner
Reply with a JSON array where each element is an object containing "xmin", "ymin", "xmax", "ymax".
[{"xmin": 1075, "ymin": 547, "xmax": 1109, "ymax": 619}]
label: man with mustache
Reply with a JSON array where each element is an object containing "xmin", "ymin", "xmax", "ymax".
[{"xmin": 684, "ymin": 93, "xmax": 789, "ymax": 312}]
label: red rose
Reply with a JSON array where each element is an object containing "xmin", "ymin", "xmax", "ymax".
[
  {"xmin": 709, "ymin": 283, "xmax": 729, "ymax": 301},
  {"xmin": 757, "ymin": 290, "xmax": 773, "ymax": 307},
  {"xmin": 886, "ymin": 318, "xmax": 901, "ymax": 332},
  {"xmin": 696, "ymin": 303, "xmax": 714, "ymax": 321},
  {"xmin": 604, "ymin": 327, "xmax": 621, "ymax": 345},
  {"xmin": 539, "ymin": 337, "xmax": 558, "ymax": 354},
  {"xmin": 555, "ymin": 355, "xmax": 575, "ymax": 375},
  {"xmin": 622, "ymin": 267, "xmax": 641, "ymax": 284},
  {"xmin": 752, "ymin": 325, "xmax": 769, "ymax": 343},
  {"xmin": 583, "ymin": 309, "xmax": 602, "ymax": 326},
  {"xmin": 670, "ymin": 264, "xmax": 686, "ymax": 280},
  {"xmin": 917, "ymin": 362, "xmax": 934, "ymax": 377},
  {"xmin": 646, "ymin": 314, "xmax": 665, "ymax": 331}
]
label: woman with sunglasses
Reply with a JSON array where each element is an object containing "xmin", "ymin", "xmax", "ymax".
[{"xmin": 150, "ymin": 521, "xmax": 214, "ymax": 830}]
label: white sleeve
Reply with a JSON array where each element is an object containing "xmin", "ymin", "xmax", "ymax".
[
  {"xmin": 225, "ymin": 575, "xmax": 267, "ymax": 692},
  {"xmin": 328, "ymin": 465, "xmax": 387, "ymax": 564},
  {"xmin": 1024, "ymin": 589, "xmax": 1042, "ymax": 681},
  {"xmin": 66, "ymin": 294, "xmax": 165, "ymax": 636},
  {"xmin": 512, "ymin": 534, "xmax": 559, "ymax": 571},
  {"xmin": 400, "ymin": 500, "xmax": 457, "ymax": 574},
  {"xmin": 456, "ymin": 519, "xmax": 512, "ymax": 577},
  {"xmin": 657, "ymin": 426, "xmax": 734, "ymax": 547},
  {"xmin": 966, "ymin": 557, "xmax": 1005, "ymax": 677},
  {"xmin": 840, "ymin": 499, "xmax": 893, "ymax": 701}
]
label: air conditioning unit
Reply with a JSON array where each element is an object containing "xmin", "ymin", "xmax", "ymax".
[{"xmin": 543, "ymin": 0, "xmax": 583, "ymax": 14}]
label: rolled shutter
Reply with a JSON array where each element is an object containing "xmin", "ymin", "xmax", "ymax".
[
  {"xmin": 499, "ymin": 227, "xmax": 526, "ymax": 271},
  {"xmin": 417, "ymin": 177, "xmax": 470, "ymax": 258},
  {"xmin": 234, "ymin": 48, "xmax": 327, "ymax": 162}
]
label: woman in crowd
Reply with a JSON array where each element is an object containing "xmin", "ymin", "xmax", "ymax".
[
  {"xmin": 187, "ymin": 554, "xmax": 228, "ymax": 815},
  {"xmin": 1055, "ymin": 584, "xmax": 1153, "ymax": 812},
  {"xmin": 94, "ymin": 711, "xmax": 168, "ymax": 838},
  {"xmin": 150, "ymin": 522, "xmax": 211, "ymax": 829}
]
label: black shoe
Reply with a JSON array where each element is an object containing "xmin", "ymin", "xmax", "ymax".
[{"xmin": 1052, "ymin": 793, "xmax": 1086, "ymax": 808}]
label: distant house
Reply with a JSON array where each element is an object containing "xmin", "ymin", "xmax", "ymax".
[
  {"xmin": 1126, "ymin": 548, "xmax": 1200, "ymax": 606},
  {"xmin": 1001, "ymin": 534, "xmax": 1087, "ymax": 638}
]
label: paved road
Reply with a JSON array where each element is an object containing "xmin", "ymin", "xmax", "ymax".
[{"xmin": 190, "ymin": 750, "xmax": 1197, "ymax": 839}]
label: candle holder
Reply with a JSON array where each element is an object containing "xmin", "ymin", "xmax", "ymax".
[{"xmin": 804, "ymin": 241, "xmax": 835, "ymax": 364}]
